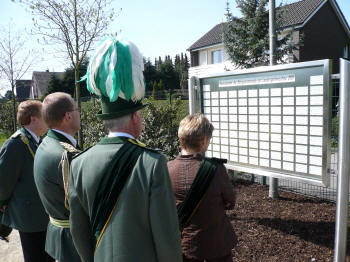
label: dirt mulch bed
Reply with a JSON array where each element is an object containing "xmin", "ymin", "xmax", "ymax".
[{"xmin": 229, "ymin": 179, "xmax": 350, "ymax": 262}]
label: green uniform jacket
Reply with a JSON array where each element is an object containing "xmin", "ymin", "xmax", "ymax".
[
  {"xmin": 0, "ymin": 128, "xmax": 48, "ymax": 232},
  {"xmin": 34, "ymin": 129, "xmax": 81, "ymax": 262},
  {"xmin": 69, "ymin": 137, "xmax": 183, "ymax": 262}
]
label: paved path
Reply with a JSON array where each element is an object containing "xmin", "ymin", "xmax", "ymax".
[{"xmin": 0, "ymin": 230, "xmax": 23, "ymax": 262}]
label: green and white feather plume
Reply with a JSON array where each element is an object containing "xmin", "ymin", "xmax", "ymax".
[{"xmin": 84, "ymin": 36, "xmax": 145, "ymax": 102}]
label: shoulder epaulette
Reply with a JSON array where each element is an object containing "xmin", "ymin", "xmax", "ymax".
[
  {"xmin": 59, "ymin": 142, "xmax": 80, "ymax": 154},
  {"xmin": 10, "ymin": 130, "xmax": 21, "ymax": 139},
  {"xmin": 127, "ymin": 138, "xmax": 146, "ymax": 147},
  {"xmin": 9, "ymin": 130, "xmax": 35, "ymax": 158},
  {"xmin": 127, "ymin": 138, "xmax": 159, "ymax": 153},
  {"xmin": 72, "ymin": 146, "xmax": 92, "ymax": 160},
  {"xmin": 59, "ymin": 142, "xmax": 82, "ymax": 211}
]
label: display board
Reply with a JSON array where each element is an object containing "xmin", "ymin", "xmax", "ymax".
[{"xmin": 197, "ymin": 60, "xmax": 331, "ymax": 185}]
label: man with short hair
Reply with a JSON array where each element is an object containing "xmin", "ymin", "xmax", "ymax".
[
  {"xmin": 34, "ymin": 92, "xmax": 81, "ymax": 262},
  {"xmin": 0, "ymin": 100, "xmax": 53, "ymax": 262},
  {"xmin": 69, "ymin": 37, "xmax": 182, "ymax": 262}
]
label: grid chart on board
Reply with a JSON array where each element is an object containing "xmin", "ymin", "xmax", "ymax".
[{"xmin": 202, "ymin": 72, "xmax": 329, "ymax": 180}]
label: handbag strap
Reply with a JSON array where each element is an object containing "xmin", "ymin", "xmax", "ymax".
[{"xmin": 177, "ymin": 157, "xmax": 227, "ymax": 231}]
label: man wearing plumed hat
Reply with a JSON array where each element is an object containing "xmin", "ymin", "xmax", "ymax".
[{"xmin": 68, "ymin": 36, "xmax": 183, "ymax": 262}]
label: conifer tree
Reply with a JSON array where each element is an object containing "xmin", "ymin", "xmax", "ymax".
[
  {"xmin": 224, "ymin": 0, "xmax": 297, "ymax": 68},
  {"xmin": 144, "ymin": 58, "xmax": 158, "ymax": 92},
  {"xmin": 152, "ymin": 81, "xmax": 158, "ymax": 97},
  {"xmin": 154, "ymin": 58, "xmax": 158, "ymax": 71},
  {"xmin": 184, "ymin": 53, "xmax": 190, "ymax": 71},
  {"xmin": 158, "ymin": 79, "xmax": 163, "ymax": 91},
  {"xmin": 143, "ymin": 53, "xmax": 188, "ymax": 93},
  {"xmin": 46, "ymin": 74, "xmax": 62, "ymax": 96},
  {"xmin": 159, "ymin": 58, "xmax": 178, "ymax": 91},
  {"xmin": 174, "ymin": 55, "xmax": 181, "ymax": 72},
  {"xmin": 157, "ymin": 56, "xmax": 163, "ymax": 70}
]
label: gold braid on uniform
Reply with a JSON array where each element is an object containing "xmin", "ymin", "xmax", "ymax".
[
  {"xmin": 60, "ymin": 142, "xmax": 81, "ymax": 210},
  {"xmin": 20, "ymin": 135, "xmax": 35, "ymax": 158},
  {"xmin": 127, "ymin": 138, "xmax": 146, "ymax": 147}
]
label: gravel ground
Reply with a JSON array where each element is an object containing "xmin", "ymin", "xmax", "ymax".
[{"xmin": 0, "ymin": 230, "xmax": 23, "ymax": 262}]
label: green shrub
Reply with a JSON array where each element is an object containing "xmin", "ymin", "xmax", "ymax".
[
  {"xmin": 80, "ymin": 97, "xmax": 189, "ymax": 159},
  {"xmin": 80, "ymin": 100, "xmax": 107, "ymax": 148},
  {"xmin": 331, "ymin": 115, "xmax": 339, "ymax": 148},
  {"xmin": 0, "ymin": 101, "xmax": 15, "ymax": 135},
  {"xmin": 140, "ymin": 97, "xmax": 189, "ymax": 160}
]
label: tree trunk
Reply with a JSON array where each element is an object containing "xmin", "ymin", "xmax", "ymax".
[
  {"xmin": 11, "ymin": 82, "xmax": 16, "ymax": 133},
  {"xmin": 74, "ymin": 67, "xmax": 83, "ymax": 148}
]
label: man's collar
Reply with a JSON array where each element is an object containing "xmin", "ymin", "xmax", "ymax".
[
  {"xmin": 23, "ymin": 127, "xmax": 40, "ymax": 144},
  {"xmin": 52, "ymin": 129, "xmax": 77, "ymax": 147},
  {"xmin": 108, "ymin": 131, "xmax": 135, "ymax": 140}
]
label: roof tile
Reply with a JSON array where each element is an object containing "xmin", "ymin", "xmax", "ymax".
[
  {"xmin": 188, "ymin": 23, "xmax": 225, "ymax": 51},
  {"xmin": 279, "ymin": 0, "xmax": 324, "ymax": 27},
  {"xmin": 188, "ymin": 0, "xmax": 324, "ymax": 51}
]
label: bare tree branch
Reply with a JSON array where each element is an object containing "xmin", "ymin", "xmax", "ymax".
[
  {"xmin": 14, "ymin": 0, "xmax": 118, "ymax": 146},
  {"xmin": 0, "ymin": 23, "xmax": 37, "ymax": 131}
]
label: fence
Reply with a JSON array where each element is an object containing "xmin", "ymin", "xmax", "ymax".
[
  {"xmin": 236, "ymin": 75, "xmax": 340, "ymax": 202},
  {"xmin": 145, "ymin": 89, "xmax": 189, "ymax": 100}
]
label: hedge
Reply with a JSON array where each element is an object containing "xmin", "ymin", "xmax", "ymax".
[{"xmin": 80, "ymin": 97, "xmax": 189, "ymax": 159}]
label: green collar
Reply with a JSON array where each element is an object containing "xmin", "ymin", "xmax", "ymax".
[
  {"xmin": 98, "ymin": 136, "xmax": 147, "ymax": 148},
  {"xmin": 47, "ymin": 129, "xmax": 74, "ymax": 146},
  {"xmin": 98, "ymin": 136, "xmax": 131, "ymax": 145}
]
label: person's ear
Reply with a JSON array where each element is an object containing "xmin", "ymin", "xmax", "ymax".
[
  {"xmin": 64, "ymin": 111, "xmax": 71, "ymax": 121},
  {"xmin": 30, "ymin": 116, "xmax": 35, "ymax": 125}
]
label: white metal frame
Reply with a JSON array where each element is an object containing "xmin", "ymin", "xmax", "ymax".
[{"xmin": 189, "ymin": 59, "xmax": 332, "ymax": 186}]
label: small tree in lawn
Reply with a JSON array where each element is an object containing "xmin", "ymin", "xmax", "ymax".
[
  {"xmin": 224, "ymin": 0, "xmax": 298, "ymax": 68},
  {"xmin": 15, "ymin": 0, "xmax": 118, "ymax": 147},
  {"xmin": 0, "ymin": 23, "xmax": 36, "ymax": 132}
]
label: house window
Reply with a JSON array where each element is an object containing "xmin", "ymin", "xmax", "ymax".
[
  {"xmin": 199, "ymin": 51, "xmax": 208, "ymax": 66},
  {"xmin": 211, "ymin": 50, "xmax": 222, "ymax": 64}
]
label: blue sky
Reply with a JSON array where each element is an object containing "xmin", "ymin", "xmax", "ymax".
[
  {"xmin": 0, "ymin": 0, "xmax": 349, "ymax": 87},
  {"xmin": 113, "ymin": 0, "xmax": 350, "ymax": 60}
]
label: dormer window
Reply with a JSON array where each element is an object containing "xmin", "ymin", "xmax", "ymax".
[{"xmin": 211, "ymin": 50, "xmax": 222, "ymax": 64}]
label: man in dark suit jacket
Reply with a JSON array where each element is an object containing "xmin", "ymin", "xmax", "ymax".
[
  {"xmin": 0, "ymin": 100, "xmax": 54, "ymax": 262},
  {"xmin": 34, "ymin": 92, "xmax": 81, "ymax": 262}
]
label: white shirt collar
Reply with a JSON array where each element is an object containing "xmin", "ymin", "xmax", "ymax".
[
  {"xmin": 24, "ymin": 127, "xmax": 40, "ymax": 144},
  {"xmin": 108, "ymin": 131, "xmax": 135, "ymax": 140},
  {"xmin": 52, "ymin": 129, "xmax": 77, "ymax": 147}
]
